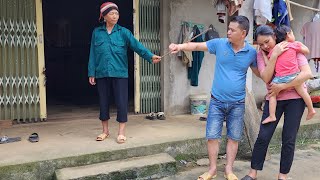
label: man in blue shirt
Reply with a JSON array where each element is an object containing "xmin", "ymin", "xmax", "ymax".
[{"xmin": 169, "ymin": 16, "xmax": 260, "ymax": 180}]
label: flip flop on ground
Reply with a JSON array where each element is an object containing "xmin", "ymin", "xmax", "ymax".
[
  {"xmin": 146, "ymin": 112, "xmax": 157, "ymax": 120},
  {"xmin": 224, "ymin": 173, "xmax": 238, "ymax": 180},
  {"xmin": 240, "ymin": 175, "xmax": 256, "ymax": 180},
  {"xmin": 96, "ymin": 133, "xmax": 109, "ymax": 141},
  {"xmin": 117, "ymin": 134, "xmax": 127, "ymax": 144},
  {"xmin": 28, "ymin": 133, "xmax": 39, "ymax": 143},
  {"xmin": 0, "ymin": 135, "xmax": 21, "ymax": 144},
  {"xmin": 157, "ymin": 112, "xmax": 166, "ymax": 120},
  {"xmin": 198, "ymin": 172, "xmax": 217, "ymax": 180}
]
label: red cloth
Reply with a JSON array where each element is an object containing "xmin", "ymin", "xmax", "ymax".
[
  {"xmin": 268, "ymin": 42, "xmax": 301, "ymax": 77},
  {"xmin": 311, "ymin": 96, "xmax": 320, "ymax": 103}
]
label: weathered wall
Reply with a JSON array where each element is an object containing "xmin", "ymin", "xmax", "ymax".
[
  {"xmin": 161, "ymin": 0, "xmax": 320, "ymax": 113},
  {"xmin": 162, "ymin": 0, "xmax": 227, "ymax": 115}
]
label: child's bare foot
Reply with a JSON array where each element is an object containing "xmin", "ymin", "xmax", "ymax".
[
  {"xmin": 262, "ymin": 116, "xmax": 276, "ymax": 124},
  {"xmin": 306, "ymin": 109, "xmax": 316, "ymax": 120}
]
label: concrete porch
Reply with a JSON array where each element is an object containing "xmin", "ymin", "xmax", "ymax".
[{"xmin": 0, "ymin": 108, "xmax": 319, "ymax": 180}]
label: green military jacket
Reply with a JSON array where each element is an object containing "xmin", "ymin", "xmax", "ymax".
[{"xmin": 88, "ymin": 24, "xmax": 154, "ymax": 78}]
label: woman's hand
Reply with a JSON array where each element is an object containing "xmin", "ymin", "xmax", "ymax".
[
  {"xmin": 89, "ymin": 77, "xmax": 96, "ymax": 85},
  {"xmin": 271, "ymin": 41, "xmax": 289, "ymax": 58},
  {"xmin": 152, "ymin": 55, "xmax": 161, "ymax": 63},
  {"xmin": 268, "ymin": 82, "xmax": 287, "ymax": 97}
]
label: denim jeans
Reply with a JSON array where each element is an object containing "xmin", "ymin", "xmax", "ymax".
[{"xmin": 206, "ymin": 96, "xmax": 245, "ymax": 141}]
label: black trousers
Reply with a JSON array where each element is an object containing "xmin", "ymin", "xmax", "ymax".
[
  {"xmin": 251, "ymin": 98, "xmax": 305, "ymax": 174},
  {"xmin": 96, "ymin": 77, "xmax": 128, "ymax": 123}
]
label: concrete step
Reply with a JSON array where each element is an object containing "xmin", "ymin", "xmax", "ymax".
[{"xmin": 54, "ymin": 153, "xmax": 177, "ymax": 180}]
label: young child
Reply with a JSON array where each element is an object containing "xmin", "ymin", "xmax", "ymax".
[{"xmin": 262, "ymin": 25, "xmax": 316, "ymax": 124}]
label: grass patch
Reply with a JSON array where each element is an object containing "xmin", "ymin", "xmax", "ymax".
[
  {"xmin": 313, "ymin": 146, "xmax": 320, "ymax": 152},
  {"xmin": 268, "ymin": 138, "xmax": 320, "ymax": 154}
]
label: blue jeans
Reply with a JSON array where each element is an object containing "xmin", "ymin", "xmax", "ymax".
[{"xmin": 206, "ymin": 96, "xmax": 245, "ymax": 141}]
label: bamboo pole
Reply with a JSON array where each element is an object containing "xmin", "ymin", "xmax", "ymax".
[{"xmin": 288, "ymin": 0, "xmax": 320, "ymax": 12}]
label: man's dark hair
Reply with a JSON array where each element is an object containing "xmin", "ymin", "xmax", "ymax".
[
  {"xmin": 230, "ymin": 15, "xmax": 250, "ymax": 36},
  {"xmin": 274, "ymin": 25, "xmax": 292, "ymax": 44}
]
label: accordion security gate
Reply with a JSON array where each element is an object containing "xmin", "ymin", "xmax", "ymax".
[
  {"xmin": 0, "ymin": 0, "xmax": 46, "ymax": 122},
  {"xmin": 136, "ymin": 0, "xmax": 161, "ymax": 114}
]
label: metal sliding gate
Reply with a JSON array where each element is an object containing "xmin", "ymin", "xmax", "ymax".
[
  {"xmin": 137, "ymin": 0, "xmax": 161, "ymax": 113},
  {"xmin": 0, "ymin": 0, "xmax": 46, "ymax": 122}
]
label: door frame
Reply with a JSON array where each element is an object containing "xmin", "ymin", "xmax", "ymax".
[
  {"xmin": 133, "ymin": 0, "xmax": 141, "ymax": 114},
  {"xmin": 35, "ymin": 0, "xmax": 47, "ymax": 119}
]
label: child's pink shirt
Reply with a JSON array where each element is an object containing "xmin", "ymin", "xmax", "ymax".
[
  {"xmin": 267, "ymin": 42, "xmax": 301, "ymax": 77},
  {"xmin": 257, "ymin": 51, "xmax": 308, "ymax": 101}
]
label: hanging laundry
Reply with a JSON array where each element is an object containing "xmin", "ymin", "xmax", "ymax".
[
  {"xmin": 300, "ymin": 21, "xmax": 320, "ymax": 60},
  {"xmin": 214, "ymin": 0, "xmax": 227, "ymax": 23},
  {"xmin": 205, "ymin": 24, "xmax": 220, "ymax": 41},
  {"xmin": 225, "ymin": 0, "xmax": 245, "ymax": 16},
  {"xmin": 313, "ymin": 13, "xmax": 320, "ymax": 22},
  {"xmin": 188, "ymin": 26, "xmax": 204, "ymax": 86},
  {"xmin": 213, "ymin": 0, "xmax": 245, "ymax": 23},
  {"xmin": 254, "ymin": 0, "xmax": 272, "ymax": 25},
  {"xmin": 272, "ymin": 0, "xmax": 290, "ymax": 27},
  {"xmin": 177, "ymin": 23, "xmax": 193, "ymax": 65},
  {"xmin": 301, "ymin": 20, "xmax": 320, "ymax": 72}
]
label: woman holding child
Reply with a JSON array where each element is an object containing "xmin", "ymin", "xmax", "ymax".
[{"xmin": 241, "ymin": 25, "xmax": 314, "ymax": 180}]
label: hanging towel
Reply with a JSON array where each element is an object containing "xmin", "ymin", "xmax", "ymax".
[
  {"xmin": 301, "ymin": 22, "xmax": 320, "ymax": 59},
  {"xmin": 272, "ymin": 0, "xmax": 290, "ymax": 27},
  {"xmin": 254, "ymin": 0, "xmax": 272, "ymax": 25},
  {"xmin": 214, "ymin": 0, "xmax": 227, "ymax": 23},
  {"xmin": 177, "ymin": 23, "xmax": 193, "ymax": 65},
  {"xmin": 188, "ymin": 26, "xmax": 204, "ymax": 86},
  {"xmin": 225, "ymin": 0, "xmax": 245, "ymax": 16}
]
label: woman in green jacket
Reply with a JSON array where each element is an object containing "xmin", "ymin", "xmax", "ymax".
[{"xmin": 88, "ymin": 2, "xmax": 161, "ymax": 144}]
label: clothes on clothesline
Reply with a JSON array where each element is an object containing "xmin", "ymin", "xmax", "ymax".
[
  {"xmin": 313, "ymin": 13, "xmax": 320, "ymax": 22},
  {"xmin": 300, "ymin": 22, "xmax": 320, "ymax": 59},
  {"xmin": 213, "ymin": 0, "xmax": 245, "ymax": 23},
  {"xmin": 272, "ymin": 0, "xmax": 290, "ymax": 27},
  {"xmin": 253, "ymin": 0, "xmax": 272, "ymax": 25},
  {"xmin": 215, "ymin": 0, "xmax": 227, "ymax": 23},
  {"xmin": 313, "ymin": 59, "xmax": 319, "ymax": 72},
  {"xmin": 177, "ymin": 23, "xmax": 193, "ymax": 66},
  {"xmin": 253, "ymin": 0, "xmax": 293, "ymax": 26}
]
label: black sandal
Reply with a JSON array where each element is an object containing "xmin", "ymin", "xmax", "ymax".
[
  {"xmin": 241, "ymin": 175, "xmax": 257, "ymax": 180},
  {"xmin": 0, "ymin": 135, "xmax": 21, "ymax": 144},
  {"xmin": 157, "ymin": 112, "xmax": 166, "ymax": 120},
  {"xmin": 28, "ymin": 133, "xmax": 39, "ymax": 143},
  {"xmin": 146, "ymin": 112, "xmax": 157, "ymax": 120}
]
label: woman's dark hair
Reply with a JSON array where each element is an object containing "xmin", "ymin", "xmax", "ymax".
[
  {"xmin": 255, "ymin": 25, "xmax": 275, "ymax": 40},
  {"xmin": 274, "ymin": 25, "xmax": 292, "ymax": 44}
]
